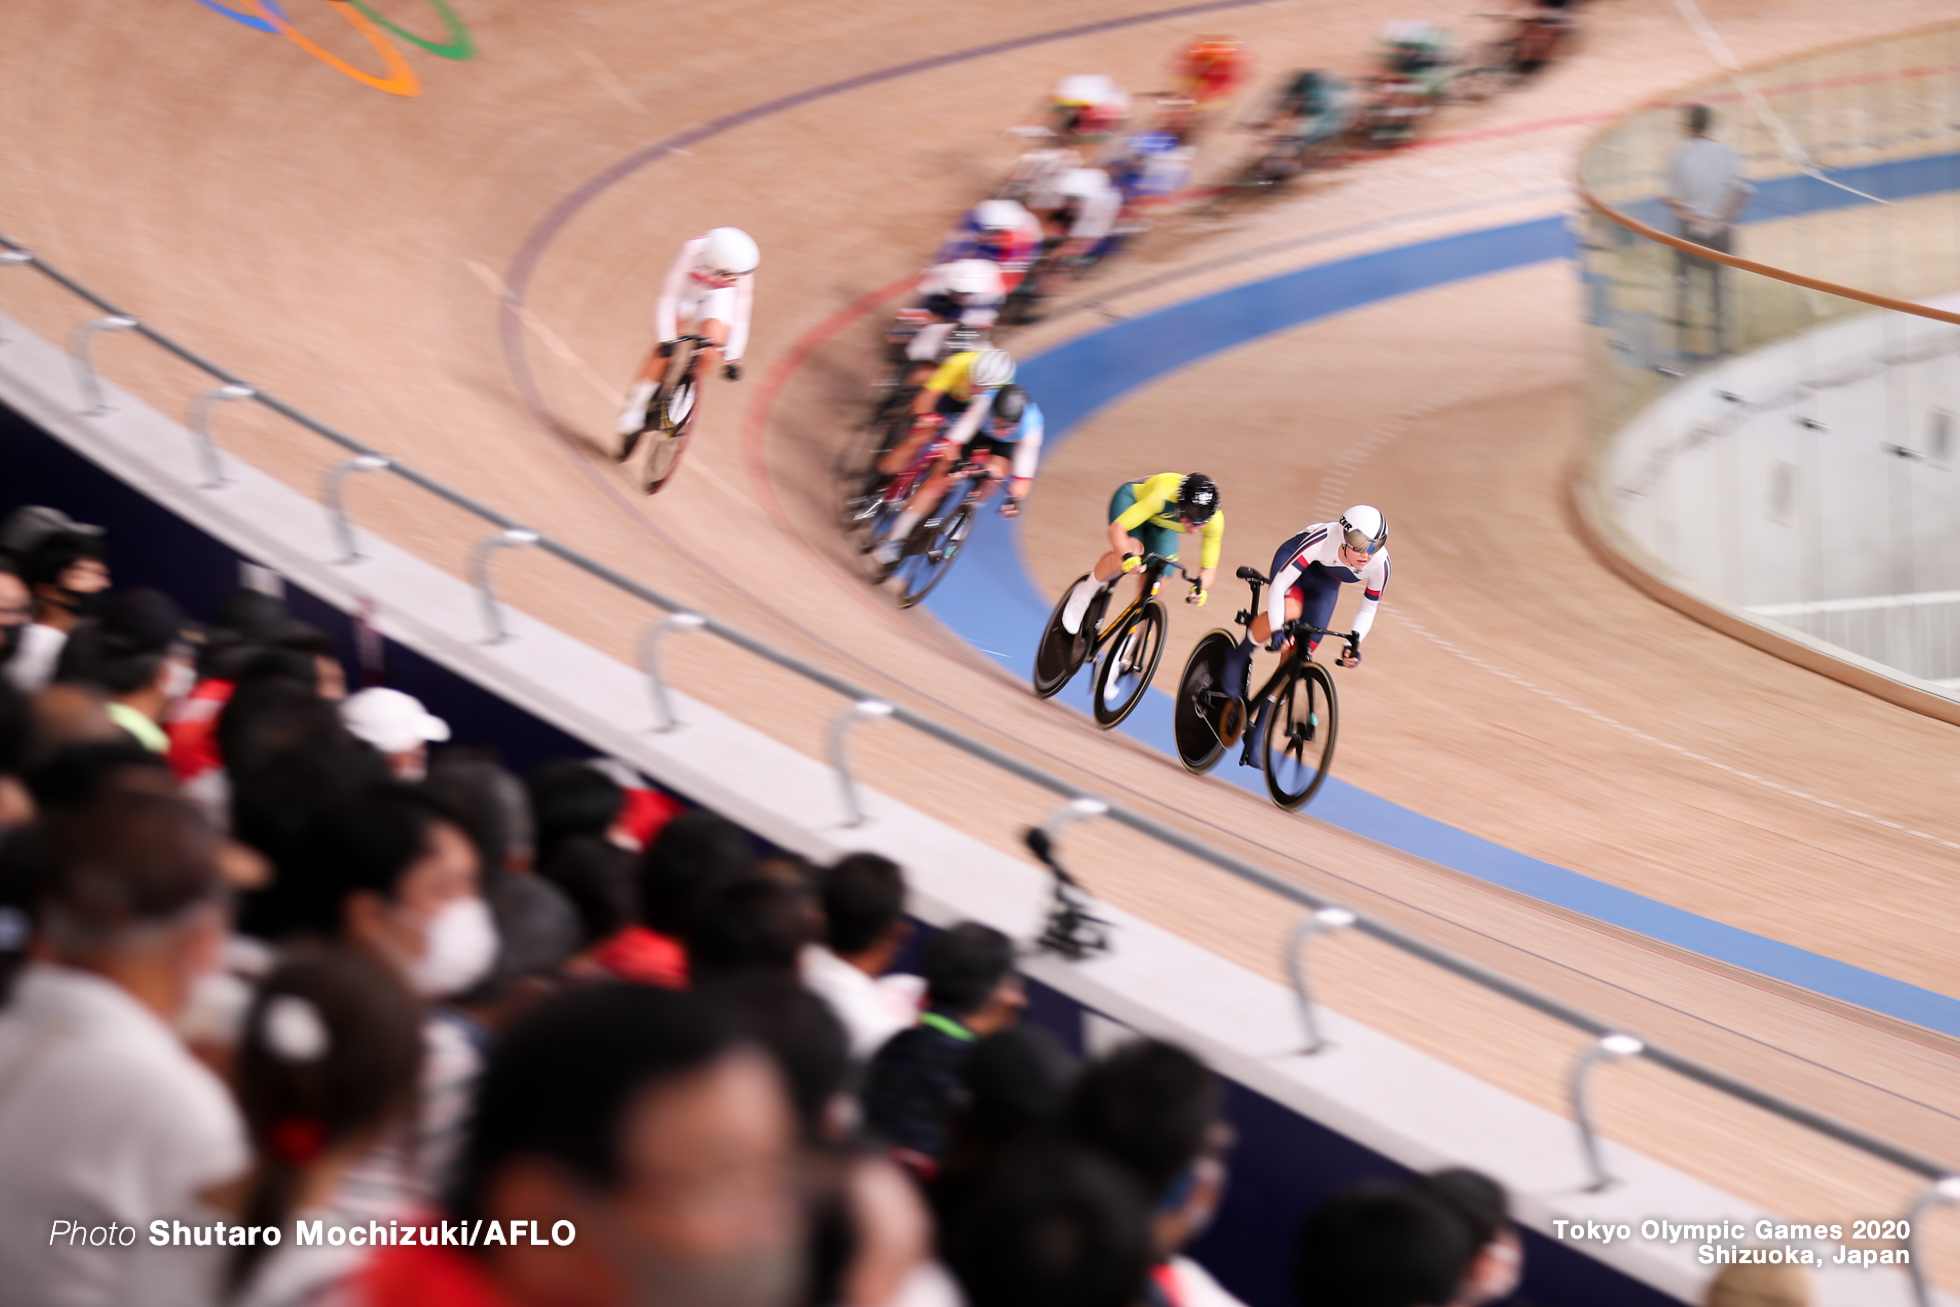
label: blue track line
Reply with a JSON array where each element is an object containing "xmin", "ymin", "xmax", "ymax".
[{"xmin": 919, "ymin": 164, "xmax": 1960, "ymax": 1036}]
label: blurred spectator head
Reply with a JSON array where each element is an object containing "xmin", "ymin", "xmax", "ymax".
[
  {"xmin": 822, "ymin": 853, "xmax": 909, "ymax": 970},
  {"xmin": 1687, "ymin": 103, "xmax": 1713, "ymax": 136},
  {"xmin": 0, "ymin": 554, "xmax": 31, "ymax": 670},
  {"xmin": 0, "ymin": 675, "xmax": 31, "ymax": 833},
  {"xmin": 423, "ymin": 750, "xmax": 537, "ymax": 884},
  {"xmin": 26, "ymin": 683, "xmax": 119, "ymax": 754},
  {"xmin": 804, "ymin": 1146, "xmax": 936, "ymax": 1307},
  {"xmin": 26, "ymin": 740, "xmax": 173, "ymax": 809},
  {"xmin": 963, "ymin": 1024, "xmax": 1079, "ymax": 1146},
  {"xmin": 37, "ymin": 790, "xmax": 228, "ymax": 1021},
  {"xmin": 340, "ymin": 687, "xmax": 450, "ymax": 782},
  {"xmin": 946, "ymin": 1144, "xmax": 1153, "ymax": 1307},
  {"xmin": 1704, "ymin": 1260, "xmax": 1812, "ymax": 1307},
  {"xmin": 229, "ymin": 948, "xmax": 423, "ymax": 1292},
  {"xmin": 538, "ymin": 833, "xmax": 638, "ymax": 951},
  {"xmin": 641, "ymin": 809, "xmax": 752, "ymax": 938},
  {"xmin": 1295, "ymin": 1182, "xmax": 1475, "ymax": 1307},
  {"xmin": 524, "ymin": 758, "xmax": 625, "ymax": 867},
  {"xmin": 1066, "ymin": 1038, "xmax": 1226, "ymax": 1257},
  {"xmin": 222, "ymin": 682, "xmax": 386, "ymax": 891},
  {"xmin": 1413, "ymin": 1169, "xmax": 1522, "ymax": 1306},
  {"xmin": 21, "ymin": 529, "xmax": 109, "ymax": 629},
  {"xmin": 0, "ymin": 505, "xmax": 102, "ymax": 558},
  {"xmin": 697, "ymin": 973, "xmax": 851, "ymax": 1141},
  {"xmin": 288, "ymin": 784, "xmax": 493, "ymax": 999},
  {"xmin": 450, "ymin": 984, "xmax": 801, "ymax": 1307},
  {"xmin": 56, "ymin": 589, "xmax": 201, "ymax": 720},
  {"xmin": 686, "ymin": 872, "xmax": 815, "ymax": 985},
  {"xmin": 925, "ymin": 922, "xmax": 1024, "ymax": 1035},
  {"xmin": 465, "ymin": 871, "xmax": 581, "ymax": 1026},
  {"xmin": 936, "ymin": 1024, "xmax": 1081, "ymax": 1231}
]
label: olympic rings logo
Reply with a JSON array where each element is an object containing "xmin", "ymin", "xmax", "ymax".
[{"xmin": 194, "ymin": 1, "xmax": 475, "ymax": 97}]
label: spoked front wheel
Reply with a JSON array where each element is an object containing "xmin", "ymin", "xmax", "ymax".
[
  {"xmin": 1262, "ymin": 661, "xmax": 1339, "ymax": 809},
  {"xmin": 644, "ymin": 372, "xmax": 698, "ymax": 495},
  {"xmin": 896, "ymin": 501, "xmax": 975, "ymax": 609},
  {"xmin": 1033, "ymin": 573, "xmax": 1098, "ymax": 699},
  {"xmin": 1173, "ymin": 629, "xmax": 1242, "ymax": 773},
  {"xmin": 1091, "ymin": 599, "xmax": 1166, "ymax": 729}
]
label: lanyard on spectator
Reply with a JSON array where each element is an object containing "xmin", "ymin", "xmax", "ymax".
[{"xmin": 918, "ymin": 1012, "xmax": 975, "ymax": 1042}]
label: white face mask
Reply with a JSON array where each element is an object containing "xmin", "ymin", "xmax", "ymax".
[
  {"xmin": 406, "ymin": 897, "xmax": 499, "ymax": 998},
  {"xmin": 160, "ymin": 658, "xmax": 196, "ymax": 702},
  {"xmin": 1466, "ymin": 1236, "xmax": 1523, "ymax": 1305}
]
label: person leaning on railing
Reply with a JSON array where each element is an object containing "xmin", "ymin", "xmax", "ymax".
[{"xmin": 1663, "ymin": 104, "xmax": 1755, "ymax": 354}]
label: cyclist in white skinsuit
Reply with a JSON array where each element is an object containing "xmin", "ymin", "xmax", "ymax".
[
  {"xmin": 616, "ymin": 227, "xmax": 758, "ymax": 458},
  {"xmin": 1223, "ymin": 505, "xmax": 1390, "ymax": 700}
]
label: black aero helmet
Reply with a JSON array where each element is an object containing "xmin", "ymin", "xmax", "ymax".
[
  {"xmin": 1177, "ymin": 473, "xmax": 1219, "ymax": 524},
  {"xmin": 993, "ymin": 385, "xmax": 1028, "ymax": 425}
]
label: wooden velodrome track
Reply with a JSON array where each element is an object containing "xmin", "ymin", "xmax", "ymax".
[{"xmin": 4, "ymin": 0, "xmax": 1959, "ymax": 1284}]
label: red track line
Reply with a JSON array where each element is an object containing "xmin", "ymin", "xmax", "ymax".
[{"xmin": 739, "ymin": 273, "xmax": 920, "ymax": 572}]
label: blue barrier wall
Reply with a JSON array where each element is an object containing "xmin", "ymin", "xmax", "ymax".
[{"xmin": 0, "ymin": 400, "xmax": 1682, "ymax": 1306}]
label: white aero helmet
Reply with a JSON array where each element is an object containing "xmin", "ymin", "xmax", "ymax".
[
  {"xmin": 703, "ymin": 227, "xmax": 760, "ymax": 277},
  {"xmin": 974, "ymin": 198, "xmax": 1029, "ymax": 232},
  {"xmin": 1339, "ymin": 505, "xmax": 1388, "ymax": 555},
  {"xmin": 1056, "ymin": 167, "xmax": 1109, "ymax": 201},
  {"xmin": 969, "ymin": 348, "xmax": 1016, "ymax": 389},
  {"xmin": 942, "ymin": 259, "xmax": 1005, "ymax": 298},
  {"xmin": 1053, "ymin": 73, "xmax": 1113, "ymax": 107}
]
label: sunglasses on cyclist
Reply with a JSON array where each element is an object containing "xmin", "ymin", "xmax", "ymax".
[{"xmin": 1342, "ymin": 529, "xmax": 1383, "ymax": 555}]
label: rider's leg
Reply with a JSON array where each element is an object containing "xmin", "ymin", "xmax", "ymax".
[
  {"xmin": 874, "ymin": 459, "xmax": 956, "ymax": 564},
  {"xmin": 1064, "ymin": 530, "xmax": 1145, "ymax": 635},
  {"xmin": 616, "ymin": 340, "xmax": 676, "ymax": 454}
]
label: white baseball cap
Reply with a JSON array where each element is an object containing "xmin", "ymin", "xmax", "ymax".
[{"xmin": 340, "ymin": 687, "xmax": 451, "ymax": 754}]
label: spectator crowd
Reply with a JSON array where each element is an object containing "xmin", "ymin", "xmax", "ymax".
[{"xmin": 0, "ymin": 505, "xmax": 1809, "ymax": 1307}]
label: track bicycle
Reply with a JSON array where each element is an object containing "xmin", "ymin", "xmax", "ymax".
[
  {"xmin": 1032, "ymin": 552, "xmax": 1193, "ymax": 729},
  {"xmin": 868, "ymin": 454, "xmax": 1003, "ymax": 609},
  {"xmin": 634, "ymin": 333, "xmax": 708, "ymax": 495},
  {"xmin": 1173, "ymin": 566, "xmax": 1355, "ymax": 810}
]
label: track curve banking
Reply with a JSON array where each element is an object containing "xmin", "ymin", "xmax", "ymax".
[{"xmin": 5, "ymin": 0, "xmax": 1960, "ymax": 1278}]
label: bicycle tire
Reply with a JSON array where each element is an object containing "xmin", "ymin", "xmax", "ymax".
[
  {"xmin": 1091, "ymin": 599, "xmax": 1166, "ymax": 729},
  {"xmin": 1262, "ymin": 661, "xmax": 1339, "ymax": 810},
  {"xmin": 897, "ymin": 500, "xmax": 974, "ymax": 609},
  {"xmin": 1033, "ymin": 573, "xmax": 1095, "ymax": 699},
  {"xmin": 1173, "ymin": 629, "xmax": 1240, "ymax": 773},
  {"xmin": 644, "ymin": 347, "xmax": 699, "ymax": 495}
]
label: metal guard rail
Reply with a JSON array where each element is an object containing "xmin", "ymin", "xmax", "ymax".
[{"xmin": 4, "ymin": 231, "xmax": 1956, "ymax": 1248}]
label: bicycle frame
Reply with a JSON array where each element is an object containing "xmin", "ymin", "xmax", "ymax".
[
  {"xmin": 1088, "ymin": 553, "xmax": 1189, "ymax": 657},
  {"xmin": 1229, "ymin": 568, "xmax": 1356, "ymax": 704}
]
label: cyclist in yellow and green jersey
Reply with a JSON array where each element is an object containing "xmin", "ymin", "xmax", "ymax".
[{"xmin": 1060, "ymin": 472, "xmax": 1222, "ymax": 633}]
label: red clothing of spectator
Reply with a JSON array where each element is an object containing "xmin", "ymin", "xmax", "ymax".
[
  {"xmin": 591, "ymin": 924, "xmax": 687, "ymax": 988},
  {"xmin": 614, "ymin": 786, "xmax": 685, "ymax": 852},
  {"xmin": 164, "ymin": 679, "xmax": 233, "ymax": 781},
  {"xmin": 358, "ymin": 1243, "xmax": 514, "ymax": 1307}
]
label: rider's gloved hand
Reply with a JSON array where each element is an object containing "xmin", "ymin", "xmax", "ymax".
[
  {"xmin": 1267, "ymin": 631, "xmax": 1289, "ymax": 653},
  {"xmin": 723, "ymin": 362, "xmax": 742, "ymax": 382},
  {"xmin": 1340, "ymin": 641, "xmax": 1362, "ymax": 668},
  {"xmin": 999, "ymin": 497, "xmax": 1022, "ymax": 519},
  {"xmin": 1187, "ymin": 585, "xmax": 1207, "ymax": 607},
  {"xmin": 658, "ymin": 339, "xmax": 680, "ymax": 358},
  {"xmin": 1119, "ymin": 553, "xmax": 1142, "ymax": 574}
]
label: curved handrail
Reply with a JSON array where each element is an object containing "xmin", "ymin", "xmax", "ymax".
[
  {"xmin": 0, "ymin": 229, "xmax": 1951, "ymax": 1199},
  {"xmin": 1574, "ymin": 19, "xmax": 1960, "ymax": 326}
]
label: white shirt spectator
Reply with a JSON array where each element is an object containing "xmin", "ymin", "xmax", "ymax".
[
  {"xmin": 803, "ymin": 945, "xmax": 922, "ymax": 1062},
  {"xmin": 1666, "ymin": 135, "xmax": 1753, "ymax": 239},
  {"xmin": 0, "ymin": 963, "xmax": 248, "ymax": 1307},
  {"xmin": 6, "ymin": 622, "xmax": 68, "ymax": 696}
]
